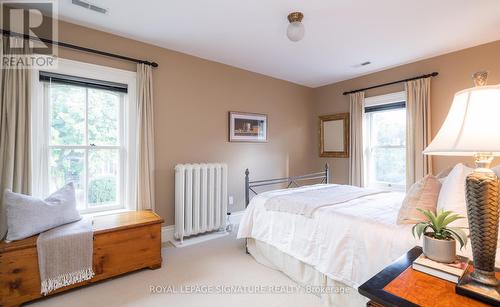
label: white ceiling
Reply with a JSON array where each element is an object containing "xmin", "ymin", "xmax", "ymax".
[{"xmin": 53, "ymin": 0, "xmax": 500, "ymax": 88}]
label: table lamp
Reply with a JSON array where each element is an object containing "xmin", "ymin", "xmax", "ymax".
[{"xmin": 424, "ymin": 71, "xmax": 499, "ymax": 303}]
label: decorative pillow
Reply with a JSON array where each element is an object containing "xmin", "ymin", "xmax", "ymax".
[
  {"xmin": 436, "ymin": 163, "xmax": 473, "ymax": 228},
  {"xmin": 397, "ymin": 175, "xmax": 441, "ymax": 224},
  {"xmin": 436, "ymin": 167, "xmax": 453, "ymax": 183},
  {"xmin": 4, "ymin": 183, "xmax": 81, "ymax": 241}
]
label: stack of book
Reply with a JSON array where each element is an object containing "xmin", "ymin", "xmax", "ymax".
[{"xmin": 412, "ymin": 254, "xmax": 470, "ymax": 283}]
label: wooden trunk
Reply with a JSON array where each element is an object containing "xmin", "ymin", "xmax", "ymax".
[{"xmin": 0, "ymin": 211, "xmax": 163, "ymax": 307}]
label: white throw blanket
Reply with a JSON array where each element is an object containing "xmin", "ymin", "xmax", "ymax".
[
  {"xmin": 264, "ymin": 184, "xmax": 390, "ymax": 217},
  {"xmin": 36, "ymin": 217, "xmax": 94, "ymax": 295}
]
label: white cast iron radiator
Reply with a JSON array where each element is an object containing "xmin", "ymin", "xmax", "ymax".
[{"xmin": 174, "ymin": 163, "xmax": 228, "ymax": 242}]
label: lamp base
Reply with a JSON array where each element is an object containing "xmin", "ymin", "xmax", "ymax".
[
  {"xmin": 456, "ymin": 270, "xmax": 500, "ymax": 306},
  {"xmin": 471, "ymin": 268, "xmax": 500, "ymax": 286},
  {"xmin": 465, "ymin": 168, "xmax": 500, "ymax": 285}
]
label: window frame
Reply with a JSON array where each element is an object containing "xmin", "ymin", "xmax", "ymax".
[
  {"xmin": 363, "ymin": 91, "xmax": 407, "ymax": 192},
  {"xmin": 31, "ymin": 58, "xmax": 137, "ymax": 214},
  {"xmin": 45, "ymin": 83, "xmax": 125, "ymax": 213}
]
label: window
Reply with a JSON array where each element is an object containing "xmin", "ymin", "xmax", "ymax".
[
  {"xmin": 46, "ymin": 83, "xmax": 123, "ymax": 211},
  {"xmin": 32, "ymin": 59, "xmax": 137, "ymax": 214},
  {"xmin": 364, "ymin": 92, "xmax": 406, "ymax": 191}
]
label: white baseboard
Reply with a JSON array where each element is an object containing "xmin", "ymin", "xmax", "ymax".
[
  {"xmin": 161, "ymin": 225, "xmax": 175, "ymax": 244},
  {"xmin": 161, "ymin": 210, "xmax": 245, "ymax": 245}
]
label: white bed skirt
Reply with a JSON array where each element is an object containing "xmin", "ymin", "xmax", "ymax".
[{"xmin": 247, "ymin": 238, "xmax": 368, "ymax": 307}]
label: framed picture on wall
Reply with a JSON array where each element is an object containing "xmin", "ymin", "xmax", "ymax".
[
  {"xmin": 228, "ymin": 111, "xmax": 267, "ymax": 142},
  {"xmin": 319, "ymin": 113, "xmax": 349, "ymax": 157}
]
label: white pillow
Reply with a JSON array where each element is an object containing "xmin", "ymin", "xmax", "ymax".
[
  {"xmin": 436, "ymin": 167, "xmax": 453, "ymax": 184},
  {"xmin": 4, "ymin": 183, "xmax": 81, "ymax": 241},
  {"xmin": 436, "ymin": 163, "xmax": 473, "ymax": 228}
]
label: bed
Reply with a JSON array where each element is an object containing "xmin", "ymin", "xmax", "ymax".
[{"xmin": 237, "ymin": 166, "xmax": 421, "ymax": 307}]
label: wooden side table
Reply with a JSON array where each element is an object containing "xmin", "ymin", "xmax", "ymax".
[{"xmin": 358, "ymin": 246, "xmax": 496, "ymax": 307}]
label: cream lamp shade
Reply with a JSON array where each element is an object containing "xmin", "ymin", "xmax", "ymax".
[{"xmin": 423, "ymin": 84, "xmax": 500, "ymax": 156}]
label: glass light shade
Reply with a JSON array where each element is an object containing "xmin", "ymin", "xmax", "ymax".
[
  {"xmin": 424, "ymin": 84, "xmax": 500, "ymax": 156},
  {"xmin": 287, "ymin": 21, "xmax": 305, "ymax": 42}
]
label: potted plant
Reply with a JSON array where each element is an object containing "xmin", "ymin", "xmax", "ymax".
[{"xmin": 412, "ymin": 209, "xmax": 468, "ymax": 263}]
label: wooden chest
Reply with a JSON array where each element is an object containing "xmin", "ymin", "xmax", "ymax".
[{"xmin": 0, "ymin": 211, "xmax": 163, "ymax": 307}]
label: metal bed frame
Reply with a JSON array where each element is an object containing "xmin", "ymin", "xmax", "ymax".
[
  {"xmin": 243, "ymin": 164, "xmax": 330, "ymax": 253},
  {"xmin": 245, "ymin": 163, "xmax": 330, "ymax": 208}
]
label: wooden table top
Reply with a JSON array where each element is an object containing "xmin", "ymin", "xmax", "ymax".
[
  {"xmin": 0, "ymin": 211, "xmax": 163, "ymax": 253},
  {"xmin": 358, "ymin": 246, "xmax": 497, "ymax": 307},
  {"xmin": 384, "ymin": 266, "xmax": 495, "ymax": 307}
]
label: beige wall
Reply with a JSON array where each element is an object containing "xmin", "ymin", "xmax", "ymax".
[
  {"xmin": 15, "ymin": 16, "xmax": 500, "ymax": 224},
  {"xmin": 313, "ymin": 40, "xmax": 500, "ymax": 184},
  {"xmin": 49, "ymin": 20, "xmax": 316, "ymax": 225}
]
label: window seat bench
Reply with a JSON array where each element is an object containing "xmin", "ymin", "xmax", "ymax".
[{"xmin": 0, "ymin": 211, "xmax": 163, "ymax": 307}]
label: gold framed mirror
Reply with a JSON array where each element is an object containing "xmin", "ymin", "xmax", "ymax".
[{"xmin": 319, "ymin": 113, "xmax": 349, "ymax": 158}]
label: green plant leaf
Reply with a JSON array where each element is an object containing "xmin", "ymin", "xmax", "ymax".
[
  {"xmin": 435, "ymin": 210, "xmax": 453, "ymax": 229},
  {"xmin": 448, "ymin": 227, "xmax": 468, "ymax": 249},
  {"xmin": 411, "ymin": 223, "xmax": 419, "ymax": 238},
  {"xmin": 412, "ymin": 223, "xmax": 430, "ymax": 239},
  {"xmin": 442, "ymin": 214, "xmax": 464, "ymax": 228},
  {"xmin": 448, "ymin": 230, "xmax": 464, "ymax": 249},
  {"xmin": 417, "ymin": 208, "xmax": 438, "ymax": 230},
  {"xmin": 411, "ymin": 223, "xmax": 418, "ymax": 237}
]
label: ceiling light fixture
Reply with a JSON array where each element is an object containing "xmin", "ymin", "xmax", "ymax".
[{"xmin": 287, "ymin": 12, "xmax": 305, "ymax": 42}]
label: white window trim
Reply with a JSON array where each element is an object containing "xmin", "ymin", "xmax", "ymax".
[
  {"xmin": 31, "ymin": 58, "xmax": 138, "ymax": 213},
  {"xmin": 363, "ymin": 91, "xmax": 407, "ymax": 192},
  {"xmin": 364, "ymin": 91, "xmax": 406, "ymax": 107}
]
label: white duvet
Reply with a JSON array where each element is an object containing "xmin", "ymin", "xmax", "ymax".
[{"xmin": 237, "ymin": 184, "xmax": 485, "ymax": 288}]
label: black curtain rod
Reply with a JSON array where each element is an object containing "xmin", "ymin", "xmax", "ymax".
[
  {"xmin": 342, "ymin": 72, "xmax": 438, "ymax": 95},
  {"xmin": 1, "ymin": 29, "xmax": 158, "ymax": 68}
]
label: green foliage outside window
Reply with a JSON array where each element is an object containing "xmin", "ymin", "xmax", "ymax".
[{"xmin": 88, "ymin": 176, "xmax": 117, "ymax": 204}]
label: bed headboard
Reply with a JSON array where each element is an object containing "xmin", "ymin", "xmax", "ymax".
[{"xmin": 244, "ymin": 164, "xmax": 330, "ymax": 208}]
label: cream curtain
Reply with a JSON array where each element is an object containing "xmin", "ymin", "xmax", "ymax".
[
  {"xmin": 0, "ymin": 36, "xmax": 32, "ymax": 239},
  {"xmin": 136, "ymin": 64, "xmax": 155, "ymax": 211},
  {"xmin": 349, "ymin": 92, "xmax": 365, "ymax": 187},
  {"xmin": 405, "ymin": 77, "xmax": 432, "ymax": 189}
]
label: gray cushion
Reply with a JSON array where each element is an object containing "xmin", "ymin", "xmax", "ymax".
[{"xmin": 4, "ymin": 183, "xmax": 81, "ymax": 241}]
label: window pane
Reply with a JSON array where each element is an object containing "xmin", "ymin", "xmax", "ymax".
[
  {"xmin": 371, "ymin": 109, "xmax": 406, "ymax": 146},
  {"xmin": 49, "ymin": 84, "xmax": 86, "ymax": 145},
  {"xmin": 49, "ymin": 148, "xmax": 85, "ymax": 210},
  {"xmin": 88, "ymin": 89, "xmax": 120, "ymax": 146},
  {"xmin": 371, "ymin": 147, "xmax": 406, "ymax": 185},
  {"xmin": 88, "ymin": 149, "xmax": 119, "ymax": 207}
]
